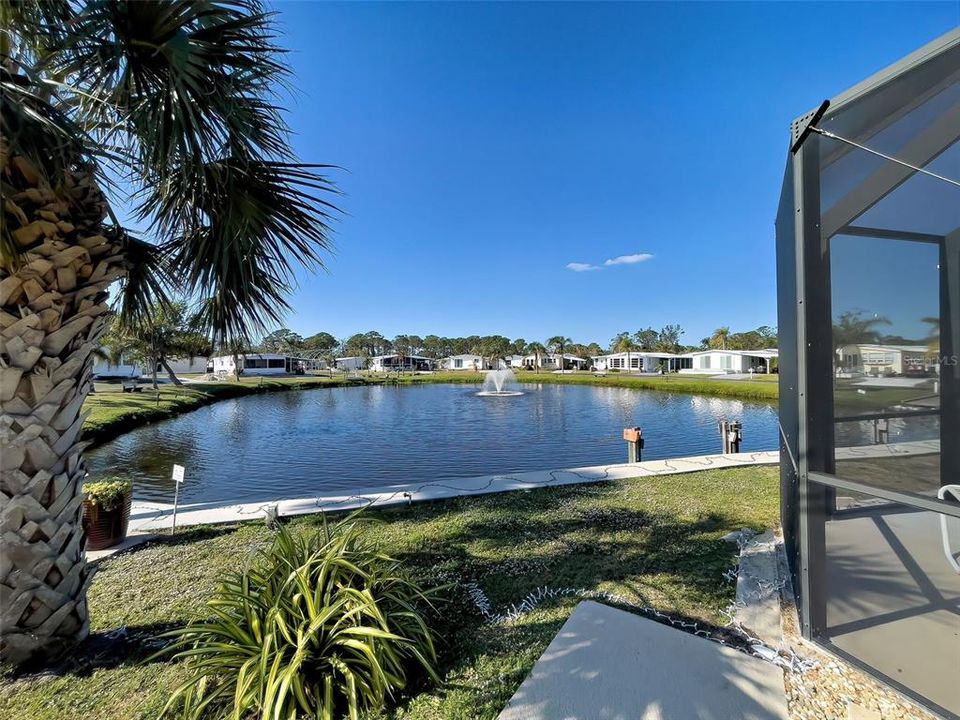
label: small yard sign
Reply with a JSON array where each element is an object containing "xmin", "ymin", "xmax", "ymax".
[{"xmin": 171, "ymin": 464, "xmax": 186, "ymax": 534}]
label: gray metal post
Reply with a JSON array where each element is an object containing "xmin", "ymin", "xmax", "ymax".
[
  {"xmin": 873, "ymin": 417, "xmax": 889, "ymax": 444},
  {"xmin": 623, "ymin": 427, "xmax": 644, "ymax": 463}
]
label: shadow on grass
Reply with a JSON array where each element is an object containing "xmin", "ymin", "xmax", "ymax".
[{"xmin": 6, "ymin": 622, "xmax": 182, "ymax": 680}]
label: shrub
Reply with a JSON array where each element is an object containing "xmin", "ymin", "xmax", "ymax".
[
  {"xmin": 82, "ymin": 478, "xmax": 132, "ymax": 510},
  {"xmin": 157, "ymin": 518, "xmax": 443, "ymax": 720}
]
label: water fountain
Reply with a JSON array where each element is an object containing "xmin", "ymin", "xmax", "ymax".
[{"xmin": 477, "ymin": 368, "xmax": 523, "ymax": 396}]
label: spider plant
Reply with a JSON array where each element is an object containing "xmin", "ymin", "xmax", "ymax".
[{"xmin": 156, "ymin": 518, "xmax": 443, "ymax": 720}]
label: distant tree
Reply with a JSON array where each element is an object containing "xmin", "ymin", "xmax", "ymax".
[
  {"xmin": 480, "ymin": 336, "xmax": 511, "ymax": 368},
  {"xmin": 106, "ymin": 302, "xmax": 205, "ymax": 388},
  {"xmin": 611, "ymin": 332, "xmax": 638, "ymax": 372},
  {"xmin": 633, "ymin": 328, "xmax": 659, "ymax": 351},
  {"xmin": 584, "ymin": 342, "xmax": 604, "ymax": 358},
  {"xmin": 654, "ymin": 325, "xmax": 684, "ymax": 353},
  {"xmin": 342, "ymin": 333, "xmax": 368, "ymax": 358},
  {"xmin": 547, "ymin": 336, "xmax": 573, "ymax": 370},
  {"xmin": 259, "ymin": 328, "xmax": 304, "ymax": 354},
  {"xmin": 511, "ymin": 338, "xmax": 527, "ymax": 355},
  {"xmin": 526, "ymin": 341, "xmax": 547, "ymax": 373},
  {"xmin": 303, "ymin": 332, "xmax": 338, "ymax": 353},
  {"xmin": 362, "ymin": 331, "xmax": 390, "ymax": 356},
  {"xmin": 922, "ymin": 316, "xmax": 941, "ymax": 357},
  {"xmin": 422, "ymin": 335, "xmax": 448, "ymax": 359},
  {"xmin": 709, "ymin": 327, "xmax": 730, "ymax": 350}
]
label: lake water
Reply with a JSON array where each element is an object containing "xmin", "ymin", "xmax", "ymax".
[{"xmin": 86, "ymin": 383, "xmax": 779, "ymax": 504}]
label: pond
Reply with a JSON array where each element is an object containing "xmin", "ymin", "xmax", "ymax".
[{"xmin": 86, "ymin": 383, "xmax": 779, "ymax": 505}]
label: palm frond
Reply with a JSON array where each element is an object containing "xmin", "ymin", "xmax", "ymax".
[
  {"xmin": 112, "ymin": 230, "xmax": 174, "ymax": 328},
  {"xmin": 61, "ymin": 0, "xmax": 291, "ymax": 174},
  {"xmin": 5, "ymin": 0, "xmax": 340, "ymax": 344},
  {"xmin": 153, "ymin": 157, "xmax": 338, "ymax": 343}
]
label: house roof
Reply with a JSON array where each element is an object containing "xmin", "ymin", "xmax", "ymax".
[
  {"xmin": 591, "ymin": 351, "xmax": 680, "ymax": 360},
  {"xmin": 371, "ymin": 354, "xmax": 432, "ymax": 361},
  {"xmin": 682, "ymin": 349, "xmax": 779, "ymax": 358},
  {"xmin": 840, "ymin": 343, "xmax": 931, "ymax": 353},
  {"xmin": 211, "ymin": 353, "xmax": 288, "ymax": 361}
]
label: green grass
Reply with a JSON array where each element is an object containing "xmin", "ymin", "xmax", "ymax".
[
  {"xmin": 381, "ymin": 370, "xmax": 780, "ymax": 401},
  {"xmin": 0, "ymin": 466, "xmax": 780, "ymax": 720}
]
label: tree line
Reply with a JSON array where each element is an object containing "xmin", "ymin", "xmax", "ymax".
[
  {"xmin": 253, "ymin": 323, "xmax": 778, "ymax": 360},
  {"xmin": 103, "ymin": 312, "xmax": 781, "ymax": 386}
]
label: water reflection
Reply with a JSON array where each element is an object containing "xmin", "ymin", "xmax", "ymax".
[{"xmin": 87, "ymin": 384, "xmax": 778, "ymax": 505}]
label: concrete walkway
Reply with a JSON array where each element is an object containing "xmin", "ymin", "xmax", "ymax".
[
  {"xmin": 126, "ymin": 450, "xmax": 780, "ymax": 534},
  {"xmin": 498, "ymin": 600, "xmax": 788, "ymax": 720}
]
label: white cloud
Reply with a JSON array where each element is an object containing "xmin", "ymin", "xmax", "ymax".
[
  {"xmin": 604, "ymin": 253, "xmax": 654, "ymax": 266},
  {"xmin": 566, "ymin": 262, "xmax": 600, "ymax": 272}
]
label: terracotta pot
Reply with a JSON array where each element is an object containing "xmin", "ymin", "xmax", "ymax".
[{"xmin": 82, "ymin": 490, "xmax": 132, "ymax": 550}]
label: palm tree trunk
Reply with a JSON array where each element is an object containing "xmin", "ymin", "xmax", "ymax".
[
  {"xmin": 1, "ymin": 152, "xmax": 125, "ymax": 664},
  {"xmin": 160, "ymin": 356, "xmax": 182, "ymax": 386}
]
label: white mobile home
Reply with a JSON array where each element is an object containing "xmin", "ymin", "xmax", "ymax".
[
  {"xmin": 442, "ymin": 354, "xmax": 489, "ymax": 371},
  {"xmin": 92, "ymin": 352, "xmax": 143, "ymax": 378},
  {"xmin": 93, "ymin": 354, "xmax": 208, "ymax": 379},
  {"xmin": 680, "ymin": 349, "xmax": 778, "ymax": 375},
  {"xmin": 210, "ymin": 353, "xmax": 304, "ymax": 376},
  {"xmin": 369, "ymin": 354, "xmax": 435, "ymax": 372},
  {"xmin": 499, "ymin": 355, "xmax": 526, "ymax": 369},
  {"xmin": 836, "ymin": 344, "xmax": 936, "ymax": 377},
  {"xmin": 591, "ymin": 352, "xmax": 693, "ymax": 373},
  {"xmin": 524, "ymin": 353, "xmax": 588, "ymax": 371},
  {"xmin": 334, "ymin": 356, "xmax": 366, "ymax": 371}
]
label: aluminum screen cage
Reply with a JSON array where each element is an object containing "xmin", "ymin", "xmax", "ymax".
[{"xmin": 776, "ymin": 28, "xmax": 960, "ymax": 719}]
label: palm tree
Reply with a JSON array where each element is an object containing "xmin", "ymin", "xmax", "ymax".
[
  {"xmin": 922, "ymin": 316, "xmax": 941, "ymax": 355},
  {"xmin": 833, "ymin": 310, "xmax": 891, "ymax": 347},
  {"xmin": 709, "ymin": 327, "xmax": 731, "ymax": 350},
  {"xmin": 547, "ymin": 335, "xmax": 572, "ymax": 371},
  {"xmin": 611, "ymin": 331, "xmax": 637, "ymax": 373},
  {"xmin": 1, "ymin": 2, "xmax": 337, "ymax": 665},
  {"xmin": 525, "ymin": 341, "xmax": 547, "ymax": 374}
]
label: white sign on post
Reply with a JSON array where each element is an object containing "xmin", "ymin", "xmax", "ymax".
[{"xmin": 171, "ymin": 464, "xmax": 186, "ymax": 534}]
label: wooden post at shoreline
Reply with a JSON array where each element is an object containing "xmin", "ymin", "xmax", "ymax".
[
  {"xmin": 719, "ymin": 420, "xmax": 743, "ymax": 454},
  {"xmin": 623, "ymin": 427, "xmax": 644, "ymax": 463}
]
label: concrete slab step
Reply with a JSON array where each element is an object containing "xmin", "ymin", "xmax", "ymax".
[{"xmin": 499, "ymin": 600, "xmax": 788, "ymax": 720}]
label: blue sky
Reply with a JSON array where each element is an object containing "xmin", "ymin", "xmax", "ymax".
[{"xmin": 268, "ymin": 1, "xmax": 957, "ymax": 347}]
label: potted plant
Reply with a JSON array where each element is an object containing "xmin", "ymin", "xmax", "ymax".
[{"xmin": 82, "ymin": 478, "xmax": 133, "ymax": 550}]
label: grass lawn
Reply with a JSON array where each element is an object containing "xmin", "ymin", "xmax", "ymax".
[
  {"xmin": 0, "ymin": 466, "xmax": 779, "ymax": 720},
  {"xmin": 385, "ymin": 370, "xmax": 780, "ymax": 401}
]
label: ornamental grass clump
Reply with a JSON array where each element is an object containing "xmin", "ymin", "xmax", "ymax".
[
  {"xmin": 157, "ymin": 518, "xmax": 443, "ymax": 720},
  {"xmin": 81, "ymin": 478, "xmax": 132, "ymax": 511}
]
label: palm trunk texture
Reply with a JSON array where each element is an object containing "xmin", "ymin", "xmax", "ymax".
[{"xmin": 1, "ymin": 151, "xmax": 125, "ymax": 664}]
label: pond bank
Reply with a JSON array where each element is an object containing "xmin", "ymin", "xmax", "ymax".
[
  {"xmin": 121, "ymin": 450, "xmax": 781, "ymax": 535},
  {"xmin": 83, "ymin": 376, "xmax": 358, "ymax": 447}
]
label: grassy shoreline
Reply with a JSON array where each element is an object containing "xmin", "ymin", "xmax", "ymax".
[
  {"xmin": 390, "ymin": 370, "xmax": 780, "ymax": 400},
  {"xmin": 83, "ymin": 376, "xmax": 358, "ymax": 447},
  {"xmin": 82, "ymin": 371, "xmax": 778, "ymax": 448},
  {"xmin": 0, "ymin": 466, "xmax": 780, "ymax": 720}
]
